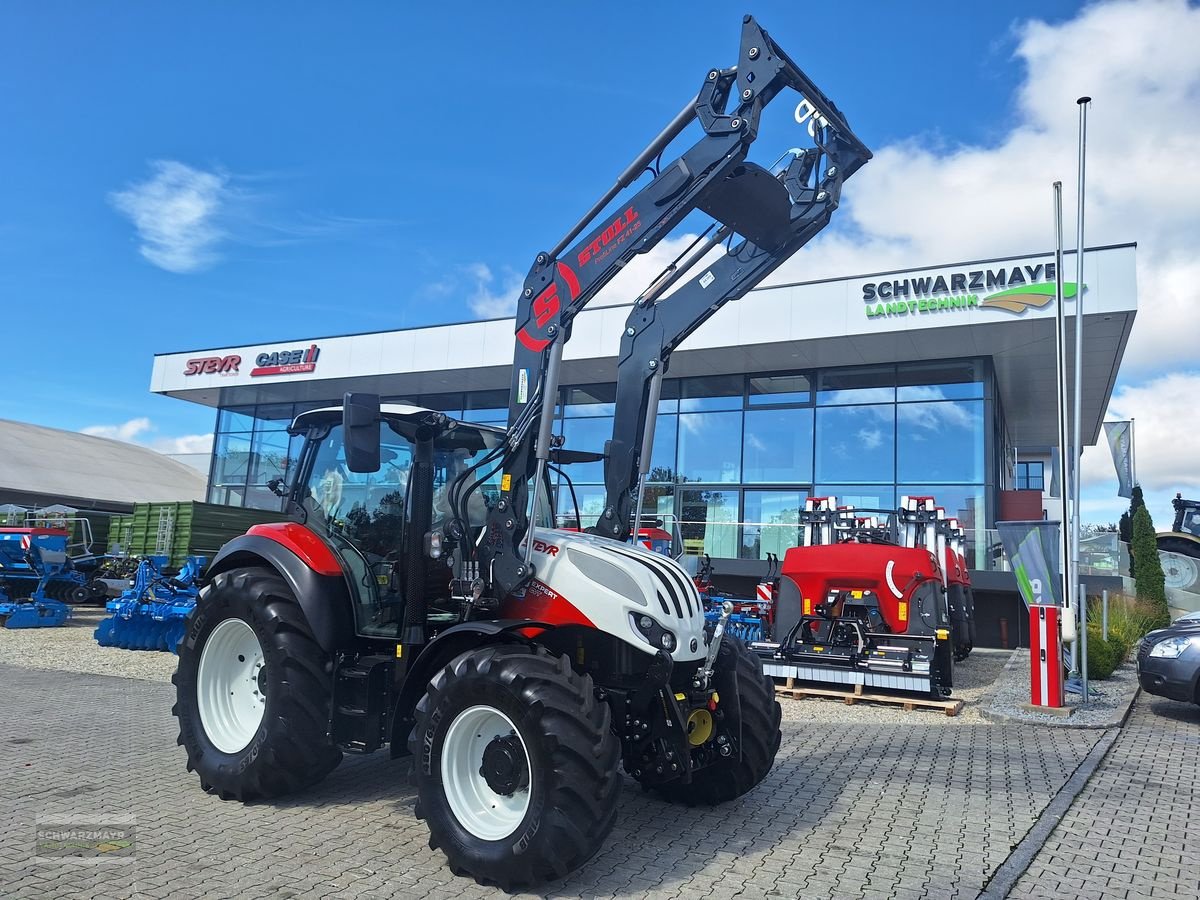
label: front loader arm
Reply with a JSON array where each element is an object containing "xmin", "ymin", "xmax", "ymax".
[
  {"xmin": 470, "ymin": 15, "xmax": 869, "ymax": 598},
  {"xmin": 593, "ymin": 116, "xmax": 871, "ymax": 542}
]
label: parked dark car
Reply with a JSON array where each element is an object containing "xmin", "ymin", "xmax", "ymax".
[{"xmin": 1137, "ymin": 619, "xmax": 1200, "ymax": 705}]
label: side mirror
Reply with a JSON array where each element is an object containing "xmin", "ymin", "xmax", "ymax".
[{"xmin": 343, "ymin": 392, "xmax": 381, "ymax": 473}]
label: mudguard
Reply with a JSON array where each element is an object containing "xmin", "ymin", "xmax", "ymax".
[
  {"xmin": 388, "ymin": 619, "xmax": 554, "ymax": 757},
  {"xmin": 205, "ymin": 533, "xmax": 356, "ymax": 655}
]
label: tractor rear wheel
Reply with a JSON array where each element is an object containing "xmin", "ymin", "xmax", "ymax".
[
  {"xmin": 1157, "ymin": 536, "xmax": 1200, "ymax": 593},
  {"xmin": 651, "ymin": 638, "xmax": 781, "ymax": 806},
  {"xmin": 410, "ymin": 645, "xmax": 621, "ymax": 891},
  {"xmin": 172, "ymin": 566, "xmax": 341, "ymax": 800}
]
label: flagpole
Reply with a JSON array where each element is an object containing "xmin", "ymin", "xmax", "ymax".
[
  {"xmin": 1130, "ymin": 417, "xmax": 1137, "ymax": 486},
  {"xmin": 1053, "ymin": 182, "xmax": 1075, "ymax": 669},
  {"xmin": 1074, "ymin": 96, "xmax": 1091, "ymax": 703}
]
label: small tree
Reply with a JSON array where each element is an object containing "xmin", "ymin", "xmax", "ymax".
[
  {"xmin": 1120, "ymin": 486, "xmax": 1145, "ymax": 577},
  {"xmin": 1131, "ymin": 505, "xmax": 1170, "ymax": 628},
  {"xmin": 1118, "ymin": 510, "xmax": 1132, "ymax": 542}
]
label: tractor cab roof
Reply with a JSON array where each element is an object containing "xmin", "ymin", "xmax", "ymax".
[{"xmin": 290, "ymin": 403, "xmax": 506, "ymax": 451}]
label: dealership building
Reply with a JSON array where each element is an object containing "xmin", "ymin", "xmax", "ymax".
[{"xmin": 152, "ymin": 243, "xmax": 1137, "ymax": 636}]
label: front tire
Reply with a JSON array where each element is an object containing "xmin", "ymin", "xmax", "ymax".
[
  {"xmin": 410, "ymin": 645, "xmax": 621, "ymax": 891},
  {"xmin": 652, "ymin": 638, "xmax": 781, "ymax": 806},
  {"xmin": 172, "ymin": 566, "xmax": 341, "ymax": 800}
]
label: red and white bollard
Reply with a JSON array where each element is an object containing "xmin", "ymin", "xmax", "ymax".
[{"xmin": 1029, "ymin": 604, "xmax": 1064, "ymax": 708}]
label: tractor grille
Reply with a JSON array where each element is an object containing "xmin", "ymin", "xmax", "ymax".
[{"xmin": 601, "ymin": 543, "xmax": 699, "ymax": 623}]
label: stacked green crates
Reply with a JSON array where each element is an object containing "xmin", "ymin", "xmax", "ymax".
[{"xmin": 115, "ymin": 502, "xmax": 288, "ymax": 568}]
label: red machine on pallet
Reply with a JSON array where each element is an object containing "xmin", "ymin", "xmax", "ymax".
[
  {"xmin": 938, "ymin": 513, "xmax": 977, "ymax": 660},
  {"xmin": 752, "ymin": 496, "xmax": 955, "ymax": 697}
]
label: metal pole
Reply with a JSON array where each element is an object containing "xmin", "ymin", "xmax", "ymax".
[
  {"xmin": 1129, "ymin": 417, "xmax": 1137, "ymax": 486},
  {"xmin": 525, "ymin": 337, "xmax": 565, "ymax": 568},
  {"xmin": 1102, "ymin": 588, "xmax": 1109, "ymax": 641},
  {"xmin": 1052, "ymin": 182, "xmax": 1074, "ymax": 664},
  {"xmin": 631, "ymin": 369, "xmax": 665, "ymax": 539},
  {"xmin": 1071, "ymin": 97, "xmax": 1091, "ymax": 689},
  {"xmin": 1079, "ymin": 582, "xmax": 1089, "ymax": 702}
]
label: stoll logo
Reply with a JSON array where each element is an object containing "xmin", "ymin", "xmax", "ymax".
[
  {"xmin": 861, "ymin": 262, "xmax": 1084, "ymax": 320},
  {"xmin": 251, "ymin": 343, "xmax": 320, "ymax": 377}
]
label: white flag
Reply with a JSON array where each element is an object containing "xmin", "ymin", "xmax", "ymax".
[{"xmin": 1103, "ymin": 420, "xmax": 1133, "ymax": 499}]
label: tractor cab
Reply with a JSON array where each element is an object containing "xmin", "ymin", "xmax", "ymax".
[
  {"xmin": 285, "ymin": 402, "xmax": 547, "ymax": 640},
  {"xmin": 1172, "ymin": 495, "xmax": 1200, "ymax": 539}
]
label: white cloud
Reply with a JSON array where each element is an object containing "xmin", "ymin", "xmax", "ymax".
[
  {"xmin": 155, "ymin": 433, "xmax": 215, "ymax": 455},
  {"xmin": 761, "ymin": 0, "xmax": 1200, "ymax": 373},
  {"xmin": 82, "ymin": 417, "xmax": 153, "ymax": 442},
  {"xmin": 81, "ymin": 418, "xmax": 213, "ymax": 458},
  {"xmin": 448, "ymin": 3, "xmax": 1200, "ymax": 375},
  {"xmin": 110, "ymin": 161, "xmax": 228, "ymax": 273},
  {"xmin": 1088, "ymin": 372, "xmax": 1200, "ymax": 494},
  {"xmin": 857, "ymin": 427, "xmax": 883, "ymax": 451},
  {"xmin": 1077, "ymin": 370, "xmax": 1200, "ymax": 525},
  {"xmin": 464, "ymin": 262, "xmax": 525, "ymax": 318},
  {"xmin": 451, "ymin": 231, "xmax": 718, "ymax": 320},
  {"xmin": 109, "ymin": 161, "xmax": 386, "ymax": 274}
]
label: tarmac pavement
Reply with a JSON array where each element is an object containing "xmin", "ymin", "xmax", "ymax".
[{"xmin": 0, "ymin": 661, "xmax": 1152, "ymax": 899}]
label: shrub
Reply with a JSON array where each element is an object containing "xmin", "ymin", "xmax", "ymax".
[
  {"xmin": 1086, "ymin": 628, "xmax": 1127, "ymax": 680},
  {"xmin": 1095, "ymin": 593, "xmax": 1161, "ymax": 648}
]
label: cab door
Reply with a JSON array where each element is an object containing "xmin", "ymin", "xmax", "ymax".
[{"xmin": 296, "ymin": 421, "xmax": 415, "ymax": 639}]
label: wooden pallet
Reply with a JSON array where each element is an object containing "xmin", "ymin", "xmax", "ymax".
[{"xmin": 773, "ymin": 677, "xmax": 964, "ymax": 717}]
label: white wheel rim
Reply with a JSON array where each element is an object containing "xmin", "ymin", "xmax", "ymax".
[
  {"xmin": 196, "ymin": 617, "xmax": 267, "ymax": 754},
  {"xmin": 440, "ymin": 705, "xmax": 532, "ymax": 841},
  {"xmin": 1161, "ymin": 550, "xmax": 1200, "ymax": 592}
]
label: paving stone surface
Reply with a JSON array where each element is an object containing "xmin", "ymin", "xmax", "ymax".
[
  {"xmin": 0, "ymin": 663, "xmax": 1104, "ymax": 899},
  {"xmin": 1010, "ymin": 694, "xmax": 1200, "ymax": 900}
]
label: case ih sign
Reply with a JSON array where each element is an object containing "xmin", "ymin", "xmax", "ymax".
[
  {"xmin": 182, "ymin": 344, "xmax": 321, "ymax": 377},
  {"xmin": 251, "ymin": 343, "xmax": 321, "ymax": 377}
]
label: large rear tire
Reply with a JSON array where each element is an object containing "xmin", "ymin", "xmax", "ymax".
[
  {"xmin": 651, "ymin": 638, "xmax": 781, "ymax": 806},
  {"xmin": 410, "ymin": 645, "xmax": 621, "ymax": 891},
  {"xmin": 172, "ymin": 566, "xmax": 341, "ymax": 800},
  {"xmin": 1157, "ymin": 536, "xmax": 1200, "ymax": 593}
]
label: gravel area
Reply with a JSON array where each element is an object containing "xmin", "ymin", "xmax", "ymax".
[
  {"xmin": 778, "ymin": 647, "xmax": 1011, "ymax": 725},
  {"xmin": 980, "ymin": 647, "xmax": 1140, "ymax": 728},
  {"xmin": 1, "ymin": 613, "xmax": 1015, "ymax": 727},
  {"xmin": 0, "ymin": 608, "xmax": 178, "ymax": 682}
]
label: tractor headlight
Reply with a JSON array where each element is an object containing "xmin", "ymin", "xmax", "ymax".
[
  {"xmin": 1149, "ymin": 635, "xmax": 1198, "ymax": 658},
  {"xmin": 630, "ymin": 613, "xmax": 676, "ymax": 652}
]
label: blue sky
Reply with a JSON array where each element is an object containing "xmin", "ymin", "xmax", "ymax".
[{"xmin": 2, "ymin": 1, "xmax": 1197, "ymax": 528}]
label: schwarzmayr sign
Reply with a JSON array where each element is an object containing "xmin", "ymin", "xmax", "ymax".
[{"xmin": 862, "ymin": 261, "xmax": 1080, "ymax": 319}]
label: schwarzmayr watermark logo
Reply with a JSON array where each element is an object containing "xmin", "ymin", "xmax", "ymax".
[
  {"xmin": 35, "ymin": 820, "xmax": 135, "ymax": 861},
  {"xmin": 861, "ymin": 261, "xmax": 1083, "ymax": 319}
]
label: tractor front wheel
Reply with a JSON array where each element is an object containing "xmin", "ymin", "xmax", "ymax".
[
  {"xmin": 172, "ymin": 566, "xmax": 341, "ymax": 800},
  {"xmin": 652, "ymin": 638, "xmax": 781, "ymax": 805},
  {"xmin": 410, "ymin": 645, "xmax": 621, "ymax": 891}
]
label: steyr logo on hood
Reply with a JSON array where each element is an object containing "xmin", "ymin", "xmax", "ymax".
[{"xmin": 251, "ymin": 343, "xmax": 320, "ymax": 377}]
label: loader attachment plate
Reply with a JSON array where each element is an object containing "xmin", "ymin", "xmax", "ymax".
[{"xmin": 751, "ymin": 618, "xmax": 950, "ymax": 698}]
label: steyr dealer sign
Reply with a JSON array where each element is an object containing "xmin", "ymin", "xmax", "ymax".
[
  {"xmin": 861, "ymin": 261, "xmax": 1082, "ymax": 320},
  {"xmin": 184, "ymin": 343, "xmax": 321, "ymax": 377}
]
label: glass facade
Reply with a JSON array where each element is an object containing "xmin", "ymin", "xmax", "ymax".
[{"xmin": 208, "ymin": 358, "xmax": 998, "ymax": 560}]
